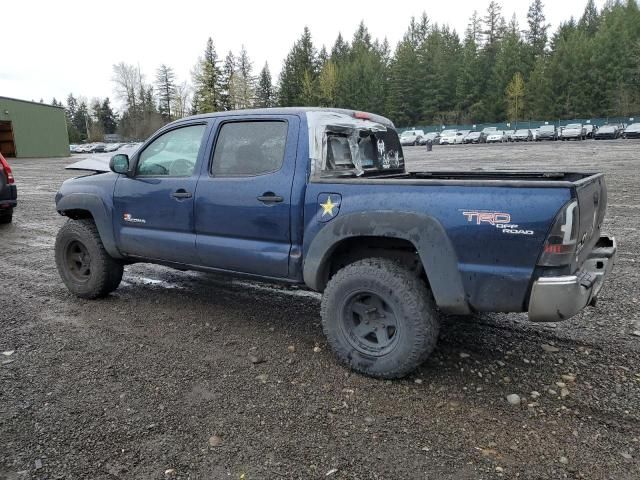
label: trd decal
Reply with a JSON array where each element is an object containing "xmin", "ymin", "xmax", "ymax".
[
  {"xmin": 463, "ymin": 211, "xmax": 511, "ymax": 225},
  {"xmin": 462, "ymin": 210, "xmax": 534, "ymax": 235}
]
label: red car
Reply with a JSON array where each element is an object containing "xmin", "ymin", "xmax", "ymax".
[{"xmin": 0, "ymin": 153, "xmax": 16, "ymax": 223}]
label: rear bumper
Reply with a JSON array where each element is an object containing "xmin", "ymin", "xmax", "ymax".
[{"xmin": 528, "ymin": 235, "xmax": 616, "ymax": 322}]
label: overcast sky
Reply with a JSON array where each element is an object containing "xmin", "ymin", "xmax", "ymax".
[{"xmin": 2, "ymin": 0, "xmax": 602, "ymax": 111}]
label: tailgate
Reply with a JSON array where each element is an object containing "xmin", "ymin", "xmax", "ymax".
[{"xmin": 574, "ymin": 174, "xmax": 607, "ymax": 267}]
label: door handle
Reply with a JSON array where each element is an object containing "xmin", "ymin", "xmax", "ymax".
[
  {"xmin": 257, "ymin": 192, "xmax": 283, "ymax": 203},
  {"xmin": 171, "ymin": 189, "xmax": 192, "ymax": 199}
]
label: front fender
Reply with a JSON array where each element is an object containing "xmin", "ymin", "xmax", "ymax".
[
  {"xmin": 303, "ymin": 211, "xmax": 471, "ymax": 314},
  {"xmin": 56, "ymin": 192, "xmax": 122, "ymax": 259}
]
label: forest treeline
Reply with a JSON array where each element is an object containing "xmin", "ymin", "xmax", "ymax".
[{"xmin": 56, "ymin": 0, "xmax": 640, "ymax": 142}]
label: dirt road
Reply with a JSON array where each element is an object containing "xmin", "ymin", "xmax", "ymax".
[{"xmin": 1, "ymin": 140, "xmax": 639, "ymax": 479}]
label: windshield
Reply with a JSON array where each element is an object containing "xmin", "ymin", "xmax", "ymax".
[
  {"xmin": 627, "ymin": 123, "xmax": 640, "ymax": 129},
  {"xmin": 426, "ymin": 132, "xmax": 439, "ymax": 139},
  {"xmin": 540, "ymin": 125, "xmax": 554, "ymax": 131},
  {"xmin": 400, "ymin": 131, "xmax": 416, "ymax": 137},
  {"xmin": 441, "ymin": 130, "xmax": 457, "ymax": 136},
  {"xmin": 566, "ymin": 124, "xmax": 581, "ymax": 129},
  {"xmin": 515, "ymin": 129, "xmax": 529, "ymax": 134},
  {"xmin": 599, "ymin": 126, "xmax": 614, "ymax": 131}
]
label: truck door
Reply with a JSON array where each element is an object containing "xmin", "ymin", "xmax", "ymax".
[
  {"xmin": 194, "ymin": 116, "xmax": 299, "ymax": 278},
  {"xmin": 112, "ymin": 123, "xmax": 208, "ymax": 264}
]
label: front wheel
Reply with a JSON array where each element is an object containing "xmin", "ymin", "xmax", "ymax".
[
  {"xmin": 321, "ymin": 258, "xmax": 440, "ymax": 379},
  {"xmin": 55, "ymin": 219, "xmax": 124, "ymax": 299}
]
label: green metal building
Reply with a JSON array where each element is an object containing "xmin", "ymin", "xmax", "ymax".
[{"xmin": 0, "ymin": 96, "xmax": 69, "ymax": 158}]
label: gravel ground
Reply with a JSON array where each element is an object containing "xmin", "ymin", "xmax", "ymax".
[{"xmin": 1, "ymin": 140, "xmax": 639, "ymax": 480}]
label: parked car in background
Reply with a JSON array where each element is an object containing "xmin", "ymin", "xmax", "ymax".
[
  {"xmin": 72, "ymin": 144, "xmax": 87, "ymax": 153},
  {"xmin": 622, "ymin": 123, "xmax": 640, "ymax": 139},
  {"xmin": 90, "ymin": 143, "xmax": 107, "ymax": 153},
  {"xmin": 0, "ymin": 153, "xmax": 17, "ymax": 224},
  {"xmin": 584, "ymin": 124, "xmax": 595, "ymax": 138},
  {"xmin": 486, "ymin": 130, "xmax": 507, "ymax": 143},
  {"xmin": 419, "ymin": 132, "xmax": 440, "ymax": 145},
  {"xmin": 536, "ymin": 125, "xmax": 558, "ymax": 141},
  {"xmin": 561, "ymin": 123, "xmax": 586, "ymax": 141},
  {"xmin": 463, "ymin": 131, "xmax": 481, "ymax": 144},
  {"xmin": 399, "ymin": 129, "xmax": 425, "ymax": 146},
  {"xmin": 439, "ymin": 129, "xmax": 464, "ymax": 145},
  {"xmin": 512, "ymin": 129, "xmax": 533, "ymax": 142},
  {"xmin": 504, "ymin": 130, "xmax": 515, "ymax": 142},
  {"xmin": 594, "ymin": 125, "xmax": 620, "ymax": 140},
  {"xmin": 76, "ymin": 144, "xmax": 94, "ymax": 153},
  {"xmin": 104, "ymin": 143, "xmax": 122, "ymax": 153},
  {"xmin": 480, "ymin": 127, "xmax": 497, "ymax": 143}
]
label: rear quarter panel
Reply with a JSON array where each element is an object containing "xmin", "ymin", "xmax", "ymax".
[{"xmin": 303, "ymin": 182, "xmax": 571, "ymax": 313}]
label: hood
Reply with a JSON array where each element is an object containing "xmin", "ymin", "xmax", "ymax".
[{"xmin": 66, "ymin": 146, "xmax": 139, "ymax": 172}]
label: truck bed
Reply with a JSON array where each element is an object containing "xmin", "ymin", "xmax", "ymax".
[{"xmin": 314, "ymin": 170, "xmax": 602, "ymax": 188}]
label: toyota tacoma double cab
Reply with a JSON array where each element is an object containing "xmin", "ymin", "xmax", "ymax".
[{"xmin": 54, "ymin": 108, "xmax": 616, "ymax": 378}]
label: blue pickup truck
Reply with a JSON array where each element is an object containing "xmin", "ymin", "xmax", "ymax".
[{"xmin": 55, "ymin": 108, "xmax": 616, "ymax": 378}]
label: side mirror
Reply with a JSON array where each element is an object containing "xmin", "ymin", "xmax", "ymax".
[{"xmin": 110, "ymin": 154, "xmax": 130, "ymax": 175}]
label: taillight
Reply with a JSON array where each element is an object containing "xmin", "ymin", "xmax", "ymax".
[
  {"xmin": 353, "ymin": 111, "xmax": 371, "ymax": 120},
  {"xmin": 538, "ymin": 200, "xmax": 579, "ymax": 266},
  {"xmin": 0, "ymin": 154, "xmax": 14, "ymax": 184}
]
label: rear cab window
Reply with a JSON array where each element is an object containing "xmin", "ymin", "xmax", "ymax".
[{"xmin": 307, "ymin": 111, "xmax": 404, "ymax": 178}]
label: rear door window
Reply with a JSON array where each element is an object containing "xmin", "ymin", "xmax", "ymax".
[{"xmin": 211, "ymin": 121, "xmax": 288, "ymax": 177}]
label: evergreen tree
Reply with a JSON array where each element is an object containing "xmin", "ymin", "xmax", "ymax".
[
  {"xmin": 73, "ymin": 101, "xmax": 90, "ymax": 140},
  {"xmin": 192, "ymin": 37, "xmax": 223, "ymax": 113},
  {"xmin": 220, "ymin": 51, "xmax": 237, "ymax": 110},
  {"xmin": 483, "ymin": 1, "xmax": 504, "ymax": 46},
  {"xmin": 526, "ymin": 0, "xmax": 549, "ymax": 57},
  {"xmin": 579, "ymin": 0, "xmax": 600, "ymax": 37},
  {"xmin": 255, "ymin": 63, "xmax": 275, "ymax": 107},
  {"xmin": 456, "ymin": 17, "xmax": 482, "ymax": 121},
  {"xmin": 386, "ymin": 15, "xmax": 429, "ymax": 125},
  {"xmin": 278, "ymin": 27, "xmax": 318, "ymax": 106},
  {"xmin": 156, "ymin": 64, "xmax": 176, "ymax": 120},
  {"xmin": 236, "ymin": 45, "xmax": 255, "ymax": 109},
  {"xmin": 99, "ymin": 98, "xmax": 117, "ymax": 134},
  {"xmin": 525, "ymin": 56, "xmax": 553, "ymax": 118}
]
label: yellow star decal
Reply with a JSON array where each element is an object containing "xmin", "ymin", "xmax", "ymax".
[{"xmin": 320, "ymin": 196, "xmax": 337, "ymax": 217}]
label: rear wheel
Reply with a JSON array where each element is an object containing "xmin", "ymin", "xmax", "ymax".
[
  {"xmin": 55, "ymin": 219, "xmax": 123, "ymax": 298},
  {"xmin": 321, "ymin": 258, "xmax": 440, "ymax": 379}
]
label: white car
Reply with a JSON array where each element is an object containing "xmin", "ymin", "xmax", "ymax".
[
  {"xmin": 399, "ymin": 130, "xmax": 425, "ymax": 146},
  {"xmin": 439, "ymin": 129, "xmax": 465, "ymax": 145},
  {"xmin": 486, "ymin": 131, "xmax": 507, "ymax": 143},
  {"xmin": 561, "ymin": 123, "xmax": 585, "ymax": 140}
]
